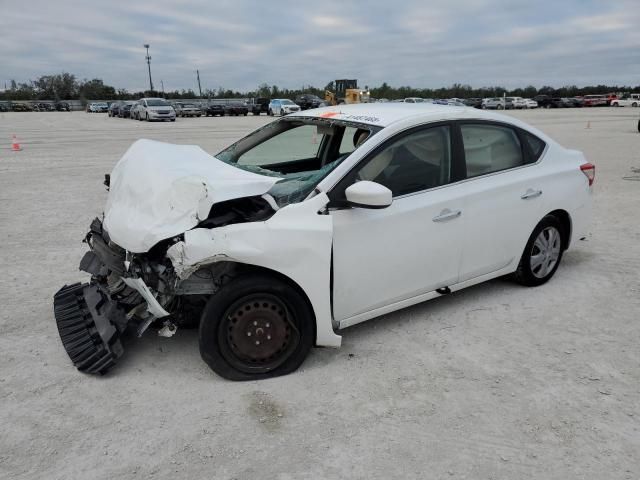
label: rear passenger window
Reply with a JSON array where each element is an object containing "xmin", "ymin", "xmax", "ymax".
[
  {"xmin": 461, "ymin": 124, "xmax": 524, "ymax": 177},
  {"xmin": 524, "ymin": 132, "xmax": 546, "ymax": 161}
]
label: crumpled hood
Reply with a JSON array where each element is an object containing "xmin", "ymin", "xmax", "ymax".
[{"xmin": 103, "ymin": 139, "xmax": 279, "ymax": 253}]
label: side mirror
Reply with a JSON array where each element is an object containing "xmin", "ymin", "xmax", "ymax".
[{"xmin": 345, "ymin": 181, "xmax": 392, "ymax": 209}]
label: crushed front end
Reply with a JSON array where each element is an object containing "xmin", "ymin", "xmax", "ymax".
[{"xmin": 53, "ymin": 217, "xmax": 221, "ymax": 374}]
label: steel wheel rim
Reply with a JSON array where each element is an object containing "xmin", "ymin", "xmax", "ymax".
[
  {"xmin": 530, "ymin": 226, "xmax": 561, "ymax": 279},
  {"xmin": 219, "ymin": 294, "xmax": 299, "ymax": 373}
]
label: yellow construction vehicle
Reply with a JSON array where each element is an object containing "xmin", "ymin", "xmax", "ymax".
[{"xmin": 324, "ymin": 79, "xmax": 371, "ymax": 105}]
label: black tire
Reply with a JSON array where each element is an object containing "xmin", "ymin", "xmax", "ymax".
[
  {"xmin": 637, "ymin": 119, "xmax": 640, "ymax": 133},
  {"xmin": 199, "ymin": 274, "xmax": 315, "ymax": 381},
  {"xmin": 268, "ymin": 108, "xmax": 273, "ymax": 116},
  {"xmin": 513, "ymin": 215, "xmax": 565, "ymax": 287}
]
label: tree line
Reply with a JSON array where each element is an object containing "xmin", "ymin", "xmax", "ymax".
[{"xmin": 1, "ymin": 73, "xmax": 639, "ymax": 103}]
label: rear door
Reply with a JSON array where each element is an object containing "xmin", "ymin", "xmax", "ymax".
[{"xmin": 456, "ymin": 121, "xmax": 548, "ymax": 282}]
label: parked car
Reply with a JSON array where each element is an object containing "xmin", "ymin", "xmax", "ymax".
[
  {"xmin": 203, "ymin": 102, "xmax": 225, "ymax": 117},
  {"xmin": 403, "ymin": 97, "xmax": 427, "ymax": 103},
  {"xmin": 174, "ymin": 102, "xmax": 202, "ymax": 117},
  {"xmin": 118, "ymin": 102, "xmax": 135, "ymax": 118},
  {"xmin": 87, "ymin": 102, "xmax": 108, "ymax": 113},
  {"xmin": 582, "ymin": 95, "xmax": 607, "ymax": 107},
  {"xmin": 268, "ymin": 99, "xmax": 301, "ymax": 116},
  {"xmin": 523, "ymin": 99, "xmax": 538, "ymax": 109},
  {"xmin": 295, "ymin": 94, "xmax": 324, "ymax": 110},
  {"xmin": 481, "ymin": 98, "xmax": 504, "ymax": 109},
  {"xmin": 135, "ymin": 98, "xmax": 176, "ymax": 121},
  {"xmin": 130, "ymin": 101, "xmax": 143, "ymax": 120},
  {"xmin": 11, "ymin": 103, "xmax": 32, "ymax": 112},
  {"xmin": 53, "ymin": 103, "xmax": 594, "ymax": 380},
  {"xmin": 0, "ymin": 103, "xmax": 9, "ymax": 112},
  {"xmin": 463, "ymin": 98, "xmax": 483, "ymax": 109},
  {"xmin": 223, "ymin": 102, "xmax": 249, "ymax": 116},
  {"xmin": 549, "ymin": 98, "xmax": 573, "ymax": 108},
  {"xmin": 55, "ymin": 101, "xmax": 71, "ymax": 111},
  {"xmin": 108, "ymin": 102, "xmax": 122, "ymax": 117},
  {"xmin": 40, "ymin": 102, "xmax": 55, "ymax": 111},
  {"xmin": 532, "ymin": 95, "xmax": 552, "ymax": 108},
  {"xmin": 611, "ymin": 94, "xmax": 640, "ymax": 107},
  {"xmin": 506, "ymin": 97, "xmax": 528, "ymax": 109},
  {"xmin": 246, "ymin": 97, "xmax": 270, "ymax": 115}
]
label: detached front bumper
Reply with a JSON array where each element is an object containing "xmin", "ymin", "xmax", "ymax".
[
  {"xmin": 53, "ymin": 218, "xmax": 173, "ymax": 374},
  {"xmin": 54, "ymin": 283, "xmax": 126, "ymax": 374}
]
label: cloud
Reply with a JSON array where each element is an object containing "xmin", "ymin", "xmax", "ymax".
[{"xmin": 0, "ymin": 0, "xmax": 638, "ymax": 92}]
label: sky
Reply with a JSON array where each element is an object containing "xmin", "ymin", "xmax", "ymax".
[{"xmin": 2, "ymin": 0, "xmax": 639, "ymax": 92}]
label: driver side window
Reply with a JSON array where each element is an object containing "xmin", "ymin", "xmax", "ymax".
[{"xmin": 355, "ymin": 125, "xmax": 452, "ymax": 197}]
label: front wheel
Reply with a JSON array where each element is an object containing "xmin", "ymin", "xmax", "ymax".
[
  {"xmin": 199, "ymin": 274, "xmax": 315, "ymax": 381},
  {"xmin": 513, "ymin": 215, "xmax": 565, "ymax": 286}
]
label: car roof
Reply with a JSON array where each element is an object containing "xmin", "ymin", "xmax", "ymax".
[
  {"xmin": 289, "ymin": 102, "xmax": 553, "ymax": 142},
  {"xmin": 290, "ymin": 102, "xmax": 506, "ymax": 128}
]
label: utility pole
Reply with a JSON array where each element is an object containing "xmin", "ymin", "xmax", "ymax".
[
  {"xmin": 144, "ymin": 44, "xmax": 154, "ymax": 93},
  {"xmin": 161, "ymin": 80, "xmax": 165, "ymax": 97},
  {"xmin": 196, "ymin": 70, "xmax": 202, "ymax": 98}
]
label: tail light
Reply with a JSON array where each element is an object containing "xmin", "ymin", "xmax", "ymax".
[{"xmin": 580, "ymin": 163, "xmax": 595, "ymax": 186}]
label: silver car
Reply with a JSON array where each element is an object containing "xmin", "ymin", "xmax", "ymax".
[
  {"xmin": 174, "ymin": 102, "xmax": 202, "ymax": 117},
  {"xmin": 135, "ymin": 98, "xmax": 176, "ymax": 122}
]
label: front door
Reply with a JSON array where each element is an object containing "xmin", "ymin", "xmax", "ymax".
[{"xmin": 330, "ymin": 124, "xmax": 466, "ymax": 323}]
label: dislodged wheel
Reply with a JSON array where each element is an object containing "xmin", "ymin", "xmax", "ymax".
[
  {"xmin": 222, "ymin": 294, "xmax": 299, "ymax": 373},
  {"xmin": 199, "ymin": 274, "xmax": 315, "ymax": 380}
]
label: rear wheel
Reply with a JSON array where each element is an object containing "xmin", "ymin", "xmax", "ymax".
[
  {"xmin": 632, "ymin": 102, "xmax": 638, "ymax": 107},
  {"xmin": 514, "ymin": 215, "xmax": 565, "ymax": 286},
  {"xmin": 199, "ymin": 274, "xmax": 315, "ymax": 381}
]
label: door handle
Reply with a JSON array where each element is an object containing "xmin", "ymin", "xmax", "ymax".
[
  {"xmin": 521, "ymin": 189, "xmax": 542, "ymax": 200},
  {"xmin": 432, "ymin": 209, "xmax": 462, "ymax": 222}
]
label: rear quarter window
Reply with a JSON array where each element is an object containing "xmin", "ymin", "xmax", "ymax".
[{"xmin": 523, "ymin": 132, "xmax": 546, "ymax": 162}]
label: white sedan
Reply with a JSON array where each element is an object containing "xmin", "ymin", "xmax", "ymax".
[
  {"xmin": 268, "ymin": 98, "xmax": 301, "ymax": 116},
  {"xmin": 53, "ymin": 103, "xmax": 594, "ymax": 380}
]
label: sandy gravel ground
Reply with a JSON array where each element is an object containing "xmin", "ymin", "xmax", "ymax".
[{"xmin": 0, "ymin": 108, "xmax": 638, "ymax": 480}]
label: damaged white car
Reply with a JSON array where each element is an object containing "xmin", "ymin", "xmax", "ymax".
[{"xmin": 54, "ymin": 103, "xmax": 594, "ymax": 380}]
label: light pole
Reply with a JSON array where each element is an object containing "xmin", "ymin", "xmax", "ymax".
[{"xmin": 144, "ymin": 44, "xmax": 154, "ymax": 93}]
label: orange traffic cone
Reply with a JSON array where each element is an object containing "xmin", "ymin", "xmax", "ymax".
[{"xmin": 11, "ymin": 134, "xmax": 22, "ymax": 151}]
